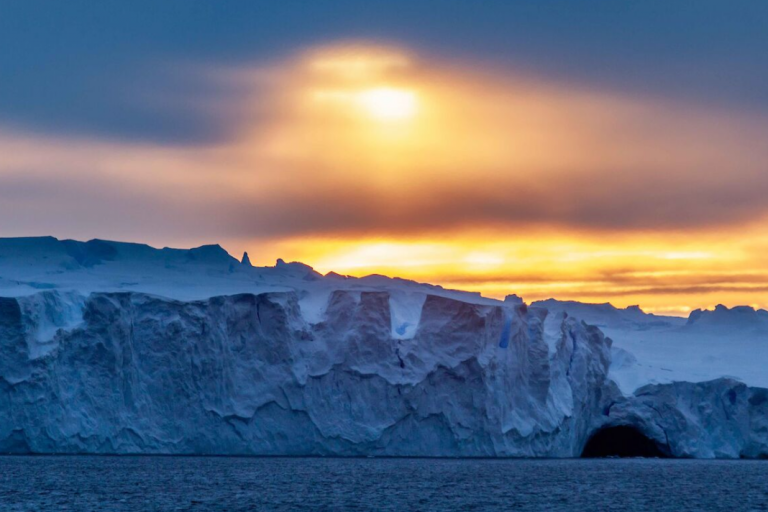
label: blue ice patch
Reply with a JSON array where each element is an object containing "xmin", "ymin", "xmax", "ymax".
[{"xmin": 499, "ymin": 312, "xmax": 512, "ymax": 348}]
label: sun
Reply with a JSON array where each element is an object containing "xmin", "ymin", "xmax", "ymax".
[{"xmin": 356, "ymin": 87, "xmax": 418, "ymax": 121}]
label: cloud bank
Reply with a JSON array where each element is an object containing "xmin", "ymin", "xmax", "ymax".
[{"xmin": 2, "ymin": 41, "xmax": 768, "ymax": 313}]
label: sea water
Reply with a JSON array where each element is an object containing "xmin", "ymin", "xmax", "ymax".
[{"xmin": 0, "ymin": 456, "xmax": 766, "ymax": 511}]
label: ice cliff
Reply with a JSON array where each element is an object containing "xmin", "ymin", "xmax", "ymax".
[{"xmin": 0, "ymin": 237, "xmax": 766, "ymax": 457}]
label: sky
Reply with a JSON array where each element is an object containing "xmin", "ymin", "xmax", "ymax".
[{"xmin": 2, "ymin": 1, "xmax": 768, "ymax": 315}]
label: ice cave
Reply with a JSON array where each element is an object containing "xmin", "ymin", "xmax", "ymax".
[{"xmin": 581, "ymin": 425, "xmax": 669, "ymax": 458}]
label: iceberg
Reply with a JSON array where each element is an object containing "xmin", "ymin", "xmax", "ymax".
[{"xmin": 0, "ymin": 237, "xmax": 765, "ymax": 457}]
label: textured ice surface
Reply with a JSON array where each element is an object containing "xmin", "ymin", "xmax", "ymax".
[
  {"xmin": 0, "ymin": 290, "xmax": 617, "ymax": 456},
  {"xmin": 0, "ymin": 237, "xmax": 766, "ymax": 457},
  {"xmin": 534, "ymin": 299, "xmax": 768, "ymax": 393}
]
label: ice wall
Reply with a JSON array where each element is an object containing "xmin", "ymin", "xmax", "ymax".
[{"xmin": 0, "ymin": 290, "xmax": 615, "ymax": 456}]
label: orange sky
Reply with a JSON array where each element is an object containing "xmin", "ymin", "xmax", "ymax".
[{"xmin": 3, "ymin": 42, "xmax": 768, "ymax": 316}]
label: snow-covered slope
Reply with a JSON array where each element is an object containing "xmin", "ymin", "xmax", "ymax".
[
  {"xmin": 536, "ymin": 299, "xmax": 768, "ymax": 394},
  {"xmin": 0, "ymin": 236, "xmax": 498, "ymax": 331},
  {"xmin": 532, "ymin": 299, "xmax": 685, "ymax": 333},
  {"xmin": 0, "ymin": 237, "xmax": 766, "ymax": 457}
]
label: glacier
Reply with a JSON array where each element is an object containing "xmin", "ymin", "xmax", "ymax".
[{"xmin": 0, "ymin": 236, "xmax": 766, "ymax": 457}]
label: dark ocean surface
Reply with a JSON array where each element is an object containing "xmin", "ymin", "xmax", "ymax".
[{"xmin": 0, "ymin": 456, "xmax": 766, "ymax": 511}]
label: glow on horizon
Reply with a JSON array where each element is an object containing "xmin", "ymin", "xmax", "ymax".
[
  {"xmin": 236, "ymin": 224, "xmax": 768, "ymax": 317},
  {"xmin": 2, "ymin": 42, "xmax": 768, "ymax": 317}
]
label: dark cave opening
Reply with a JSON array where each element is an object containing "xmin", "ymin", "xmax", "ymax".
[{"xmin": 581, "ymin": 425, "xmax": 669, "ymax": 458}]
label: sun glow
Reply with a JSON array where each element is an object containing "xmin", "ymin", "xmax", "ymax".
[
  {"xmin": 33, "ymin": 42, "xmax": 765, "ymax": 317},
  {"xmin": 356, "ymin": 87, "xmax": 418, "ymax": 120}
]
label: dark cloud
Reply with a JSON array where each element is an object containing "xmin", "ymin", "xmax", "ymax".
[
  {"xmin": 223, "ymin": 165, "xmax": 768, "ymax": 238},
  {"xmin": 2, "ymin": 2, "xmax": 768, "ymax": 241},
  {"xmin": 0, "ymin": 172, "xmax": 227, "ymax": 243},
  {"xmin": 2, "ymin": 1, "xmax": 768, "ymax": 143}
]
